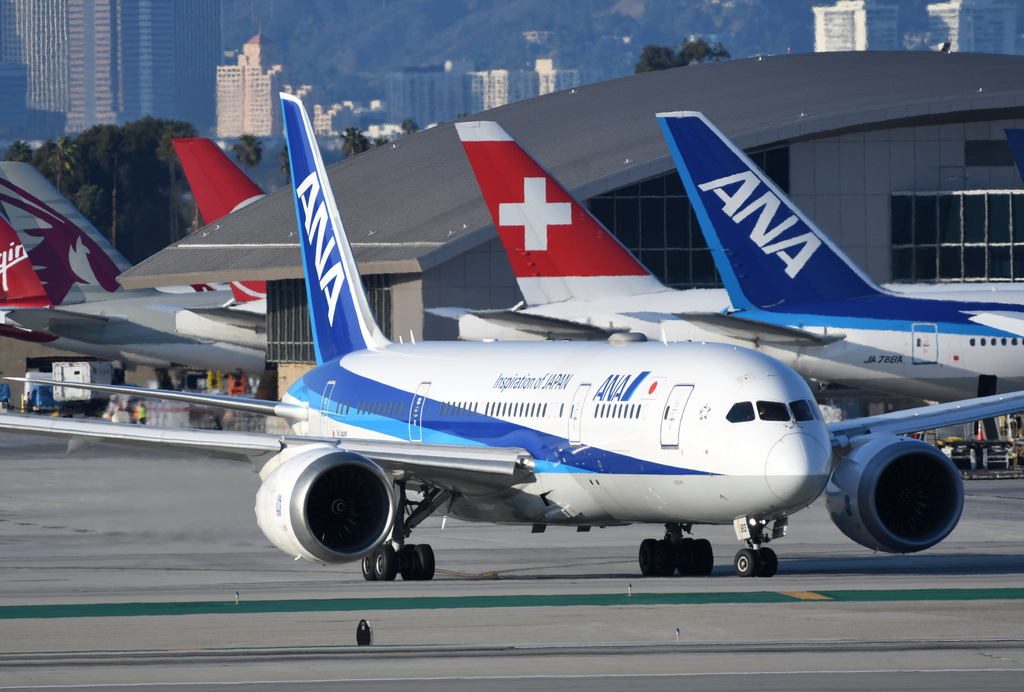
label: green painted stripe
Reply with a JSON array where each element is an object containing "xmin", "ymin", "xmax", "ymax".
[{"xmin": 3, "ymin": 588, "xmax": 1022, "ymax": 621}]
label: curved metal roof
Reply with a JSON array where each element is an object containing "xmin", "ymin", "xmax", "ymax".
[{"xmin": 120, "ymin": 51, "xmax": 1024, "ymax": 289}]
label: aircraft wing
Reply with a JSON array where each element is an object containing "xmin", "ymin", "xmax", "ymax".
[
  {"xmin": 429, "ymin": 306, "xmax": 619, "ymax": 340},
  {"xmin": 2, "ymin": 307, "xmax": 113, "ymax": 334},
  {"xmin": 178, "ymin": 306, "xmax": 267, "ymax": 333},
  {"xmin": 675, "ymin": 312, "xmax": 845, "ymax": 345},
  {"xmin": 0, "ymin": 412, "xmax": 534, "ymax": 494},
  {"xmin": 828, "ymin": 390, "xmax": 1024, "ymax": 445}
]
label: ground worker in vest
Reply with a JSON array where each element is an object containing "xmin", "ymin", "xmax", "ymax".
[{"xmin": 133, "ymin": 401, "xmax": 148, "ymax": 425}]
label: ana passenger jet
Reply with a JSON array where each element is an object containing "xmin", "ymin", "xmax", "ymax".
[
  {"xmin": 4, "ymin": 95, "xmax": 1024, "ymax": 580},
  {"xmin": 449, "ymin": 119, "xmax": 1024, "ymax": 402}
]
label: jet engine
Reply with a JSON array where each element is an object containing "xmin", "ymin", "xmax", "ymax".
[
  {"xmin": 255, "ymin": 445, "xmax": 396, "ymax": 564},
  {"xmin": 825, "ymin": 433, "xmax": 963, "ymax": 553}
]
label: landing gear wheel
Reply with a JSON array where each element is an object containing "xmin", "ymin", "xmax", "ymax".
[
  {"xmin": 361, "ymin": 554, "xmax": 376, "ymax": 581},
  {"xmin": 674, "ymin": 538, "xmax": 695, "ymax": 576},
  {"xmin": 757, "ymin": 547, "xmax": 778, "ymax": 578},
  {"xmin": 734, "ymin": 548, "xmax": 760, "ymax": 578},
  {"xmin": 413, "ymin": 544, "xmax": 435, "ymax": 581},
  {"xmin": 693, "ymin": 539, "xmax": 714, "ymax": 576},
  {"xmin": 372, "ymin": 544, "xmax": 398, "ymax": 581},
  {"xmin": 639, "ymin": 538, "xmax": 658, "ymax": 576},
  {"xmin": 653, "ymin": 540, "xmax": 676, "ymax": 576}
]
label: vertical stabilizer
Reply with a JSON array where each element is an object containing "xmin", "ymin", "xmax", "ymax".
[
  {"xmin": 280, "ymin": 93, "xmax": 390, "ymax": 364},
  {"xmin": 0, "ymin": 212, "xmax": 50, "ymax": 306},
  {"xmin": 657, "ymin": 112, "xmax": 883, "ymax": 310},
  {"xmin": 173, "ymin": 137, "xmax": 267, "ymax": 303},
  {"xmin": 0, "ymin": 162, "xmax": 130, "ymax": 305},
  {"xmin": 456, "ymin": 120, "xmax": 665, "ymax": 306}
]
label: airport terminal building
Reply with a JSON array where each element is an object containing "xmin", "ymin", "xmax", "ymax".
[{"xmin": 120, "ymin": 51, "xmax": 1024, "ymax": 376}]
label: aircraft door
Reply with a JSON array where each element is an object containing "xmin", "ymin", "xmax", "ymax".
[
  {"xmin": 568, "ymin": 384, "xmax": 591, "ymax": 446},
  {"xmin": 318, "ymin": 380, "xmax": 336, "ymax": 436},
  {"xmin": 660, "ymin": 385, "xmax": 694, "ymax": 447},
  {"xmin": 912, "ymin": 323, "xmax": 938, "ymax": 364},
  {"xmin": 409, "ymin": 382, "xmax": 430, "ymax": 441}
]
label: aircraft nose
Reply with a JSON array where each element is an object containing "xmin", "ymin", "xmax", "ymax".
[{"xmin": 765, "ymin": 432, "xmax": 831, "ymax": 506}]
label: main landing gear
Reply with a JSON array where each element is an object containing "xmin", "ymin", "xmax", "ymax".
[
  {"xmin": 732, "ymin": 516, "xmax": 787, "ymax": 578},
  {"xmin": 638, "ymin": 523, "xmax": 714, "ymax": 576},
  {"xmin": 361, "ymin": 482, "xmax": 452, "ymax": 582}
]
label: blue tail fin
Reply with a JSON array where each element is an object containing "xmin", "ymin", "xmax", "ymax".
[
  {"xmin": 657, "ymin": 111, "xmax": 883, "ymax": 310},
  {"xmin": 1007, "ymin": 129, "xmax": 1024, "ymax": 184},
  {"xmin": 280, "ymin": 93, "xmax": 390, "ymax": 363}
]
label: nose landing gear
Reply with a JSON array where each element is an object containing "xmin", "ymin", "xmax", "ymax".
[{"xmin": 733, "ymin": 516, "xmax": 786, "ymax": 578}]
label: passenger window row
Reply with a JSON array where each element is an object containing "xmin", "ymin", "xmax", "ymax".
[
  {"xmin": 969, "ymin": 337, "xmax": 1020, "ymax": 346},
  {"xmin": 595, "ymin": 402, "xmax": 642, "ymax": 419}
]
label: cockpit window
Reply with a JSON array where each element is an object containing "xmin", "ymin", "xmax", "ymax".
[
  {"xmin": 756, "ymin": 401, "xmax": 791, "ymax": 422},
  {"xmin": 789, "ymin": 399, "xmax": 817, "ymax": 422},
  {"xmin": 726, "ymin": 401, "xmax": 756, "ymax": 423}
]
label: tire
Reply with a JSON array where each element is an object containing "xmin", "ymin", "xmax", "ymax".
[
  {"xmin": 693, "ymin": 539, "xmax": 714, "ymax": 576},
  {"xmin": 372, "ymin": 544, "xmax": 398, "ymax": 582},
  {"xmin": 399, "ymin": 545, "xmax": 420, "ymax": 581},
  {"xmin": 414, "ymin": 544, "xmax": 435, "ymax": 581},
  {"xmin": 675, "ymin": 538, "xmax": 695, "ymax": 576},
  {"xmin": 361, "ymin": 554, "xmax": 376, "ymax": 581},
  {"xmin": 758, "ymin": 547, "xmax": 778, "ymax": 578},
  {"xmin": 734, "ymin": 548, "xmax": 760, "ymax": 578},
  {"xmin": 653, "ymin": 540, "xmax": 675, "ymax": 576},
  {"xmin": 638, "ymin": 538, "xmax": 658, "ymax": 575}
]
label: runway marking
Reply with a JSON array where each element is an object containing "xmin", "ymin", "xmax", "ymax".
[
  {"xmin": 2, "ymin": 587, "xmax": 1023, "ymax": 621},
  {"xmin": 779, "ymin": 591, "xmax": 832, "ymax": 600}
]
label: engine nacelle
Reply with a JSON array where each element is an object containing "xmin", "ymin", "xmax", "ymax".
[
  {"xmin": 825, "ymin": 433, "xmax": 963, "ymax": 553},
  {"xmin": 255, "ymin": 445, "xmax": 396, "ymax": 564}
]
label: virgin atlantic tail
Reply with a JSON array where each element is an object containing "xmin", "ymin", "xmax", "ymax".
[
  {"xmin": 0, "ymin": 212, "xmax": 49, "ymax": 307},
  {"xmin": 173, "ymin": 137, "xmax": 267, "ymax": 303},
  {"xmin": 456, "ymin": 121, "xmax": 666, "ymax": 306}
]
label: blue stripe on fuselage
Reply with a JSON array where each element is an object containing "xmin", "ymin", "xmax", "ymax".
[{"xmin": 290, "ymin": 366, "xmax": 711, "ymax": 477}]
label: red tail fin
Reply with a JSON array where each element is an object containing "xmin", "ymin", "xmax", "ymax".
[
  {"xmin": 0, "ymin": 213, "xmax": 50, "ymax": 307},
  {"xmin": 173, "ymin": 138, "xmax": 265, "ymax": 222},
  {"xmin": 456, "ymin": 121, "xmax": 664, "ymax": 305},
  {"xmin": 174, "ymin": 138, "xmax": 267, "ymax": 302}
]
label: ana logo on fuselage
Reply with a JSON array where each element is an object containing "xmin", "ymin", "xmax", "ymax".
[
  {"xmin": 698, "ymin": 171, "xmax": 821, "ymax": 278},
  {"xmin": 295, "ymin": 171, "xmax": 345, "ymax": 326},
  {"xmin": 594, "ymin": 372, "xmax": 650, "ymax": 402}
]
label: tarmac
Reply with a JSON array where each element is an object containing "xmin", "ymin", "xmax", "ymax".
[{"xmin": 2, "ymin": 431, "xmax": 1023, "ymax": 690}]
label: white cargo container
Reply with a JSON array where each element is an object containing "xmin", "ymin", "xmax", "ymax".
[{"xmin": 52, "ymin": 361, "xmax": 114, "ymax": 402}]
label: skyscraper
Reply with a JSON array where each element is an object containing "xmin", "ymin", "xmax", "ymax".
[
  {"xmin": 928, "ymin": 0, "xmax": 1017, "ymax": 54},
  {"xmin": 216, "ymin": 31, "xmax": 285, "ymax": 137},
  {"xmin": 813, "ymin": 1, "xmax": 900, "ymax": 52}
]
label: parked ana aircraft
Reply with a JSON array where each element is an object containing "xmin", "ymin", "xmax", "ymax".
[
  {"xmin": 0, "ymin": 162, "xmax": 266, "ymax": 372},
  {"xmin": 448, "ymin": 119, "xmax": 1024, "ymax": 402},
  {"xmin": 4, "ymin": 95, "xmax": 1024, "ymax": 580},
  {"xmin": 172, "ymin": 137, "xmax": 267, "ymax": 303}
]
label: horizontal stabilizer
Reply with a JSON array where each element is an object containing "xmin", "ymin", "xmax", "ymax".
[
  {"xmin": 675, "ymin": 312, "xmax": 846, "ymax": 345},
  {"xmin": 461, "ymin": 309, "xmax": 619, "ymax": 341},
  {"xmin": 966, "ymin": 311, "xmax": 1024, "ymax": 338},
  {"xmin": 3, "ymin": 307, "xmax": 112, "ymax": 335}
]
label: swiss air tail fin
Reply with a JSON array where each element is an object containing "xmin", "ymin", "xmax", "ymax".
[
  {"xmin": 657, "ymin": 112, "xmax": 884, "ymax": 310},
  {"xmin": 173, "ymin": 137, "xmax": 267, "ymax": 303},
  {"xmin": 280, "ymin": 93, "xmax": 390, "ymax": 364},
  {"xmin": 0, "ymin": 162, "xmax": 130, "ymax": 306},
  {"xmin": 1006, "ymin": 129, "xmax": 1024, "ymax": 184},
  {"xmin": 456, "ymin": 120, "xmax": 665, "ymax": 306},
  {"xmin": 0, "ymin": 211, "xmax": 50, "ymax": 307}
]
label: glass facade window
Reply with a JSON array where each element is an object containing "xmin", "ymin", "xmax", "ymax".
[
  {"xmin": 890, "ymin": 192, "xmax": 1024, "ymax": 283},
  {"xmin": 586, "ymin": 146, "xmax": 789, "ymax": 289}
]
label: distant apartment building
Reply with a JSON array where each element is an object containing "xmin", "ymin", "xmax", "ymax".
[
  {"xmin": 216, "ymin": 32, "xmax": 285, "ymax": 138},
  {"xmin": 0, "ymin": 0, "xmax": 219, "ymax": 134},
  {"xmin": 813, "ymin": 1, "xmax": 899, "ymax": 52},
  {"xmin": 928, "ymin": 0, "xmax": 1017, "ymax": 54},
  {"xmin": 386, "ymin": 58, "xmax": 582, "ymax": 128}
]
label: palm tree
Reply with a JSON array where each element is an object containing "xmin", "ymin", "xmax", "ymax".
[
  {"xmin": 4, "ymin": 139, "xmax": 33, "ymax": 162},
  {"xmin": 372, "ymin": 136, "xmax": 389, "ymax": 148},
  {"xmin": 156, "ymin": 120, "xmax": 198, "ymax": 242},
  {"xmin": 278, "ymin": 143, "xmax": 290, "ymax": 179},
  {"xmin": 400, "ymin": 119, "xmax": 420, "ymax": 136},
  {"xmin": 340, "ymin": 127, "xmax": 370, "ymax": 159},
  {"xmin": 232, "ymin": 134, "xmax": 263, "ymax": 171},
  {"xmin": 40, "ymin": 135, "xmax": 77, "ymax": 194}
]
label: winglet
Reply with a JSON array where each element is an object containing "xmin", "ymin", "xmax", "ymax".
[
  {"xmin": 280, "ymin": 93, "xmax": 390, "ymax": 363},
  {"xmin": 456, "ymin": 120, "xmax": 665, "ymax": 305},
  {"xmin": 657, "ymin": 112, "xmax": 883, "ymax": 310},
  {"xmin": 0, "ymin": 211, "xmax": 50, "ymax": 307}
]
